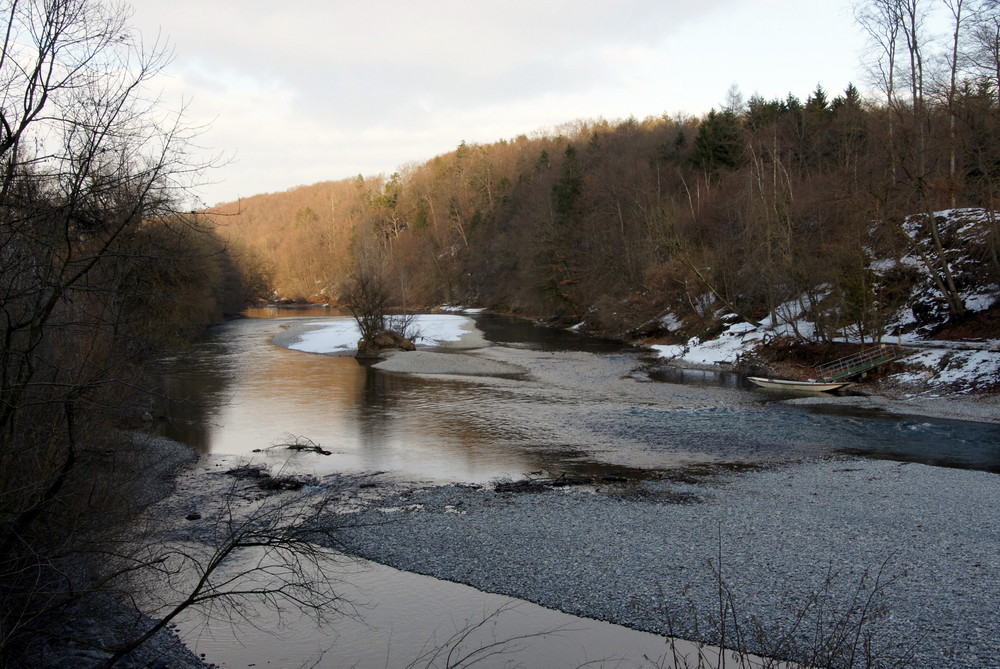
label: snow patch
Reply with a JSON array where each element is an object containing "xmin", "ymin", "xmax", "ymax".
[
  {"xmin": 288, "ymin": 315, "xmax": 475, "ymax": 354},
  {"xmin": 659, "ymin": 312, "xmax": 683, "ymax": 331},
  {"xmin": 651, "ymin": 208, "xmax": 999, "ymax": 394},
  {"xmin": 438, "ymin": 305, "xmax": 486, "ymax": 314},
  {"xmin": 653, "ymin": 320, "xmax": 763, "ymax": 366}
]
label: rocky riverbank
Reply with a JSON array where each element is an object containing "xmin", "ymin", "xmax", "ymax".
[
  {"xmin": 314, "ymin": 457, "xmax": 1000, "ymax": 669},
  {"xmin": 21, "ymin": 435, "xmax": 210, "ymax": 669},
  {"xmin": 109, "ymin": 312, "xmax": 997, "ymax": 668},
  {"xmin": 267, "ymin": 317, "xmax": 1000, "ymax": 667},
  {"xmin": 131, "ymin": 446, "xmax": 999, "ymax": 669}
]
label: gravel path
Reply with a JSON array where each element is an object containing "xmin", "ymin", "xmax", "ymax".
[{"xmin": 322, "ymin": 458, "xmax": 1000, "ymax": 669}]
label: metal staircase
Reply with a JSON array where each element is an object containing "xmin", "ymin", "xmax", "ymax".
[{"xmin": 817, "ymin": 344, "xmax": 914, "ymax": 381}]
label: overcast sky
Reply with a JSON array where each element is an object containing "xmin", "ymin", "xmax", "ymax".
[{"xmin": 127, "ymin": 0, "xmax": 869, "ymax": 206}]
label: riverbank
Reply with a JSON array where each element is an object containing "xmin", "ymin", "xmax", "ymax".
[
  {"xmin": 23, "ymin": 435, "xmax": 210, "ymax": 669},
  {"xmin": 143, "ymin": 448, "xmax": 1000, "ymax": 669},
  {"xmin": 315, "ymin": 457, "xmax": 1000, "ymax": 669},
  {"xmin": 134, "ymin": 313, "xmax": 1000, "ymax": 668},
  {"xmin": 271, "ymin": 314, "xmax": 1000, "ymax": 426}
]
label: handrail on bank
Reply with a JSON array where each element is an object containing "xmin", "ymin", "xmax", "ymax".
[{"xmin": 817, "ymin": 344, "xmax": 913, "ymax": 381}]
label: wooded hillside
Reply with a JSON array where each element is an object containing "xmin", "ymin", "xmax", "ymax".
[{"xmin": 213, "ymin": 1, "xmax": 1000, "ymax": 344}]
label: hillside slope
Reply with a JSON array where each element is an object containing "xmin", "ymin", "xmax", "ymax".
[{"xmin": 649, "ymin": 209, "xmax": 999, "ymax": 394}]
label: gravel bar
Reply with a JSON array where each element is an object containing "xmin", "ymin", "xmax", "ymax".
[{"xmin": 323, "ymin": 458, "xmax": 1000, "ymax": 669}]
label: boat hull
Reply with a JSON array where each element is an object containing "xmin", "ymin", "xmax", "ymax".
[{"xmin": 746, "ymin": 377, "xmax": 850, "ymax": 392}]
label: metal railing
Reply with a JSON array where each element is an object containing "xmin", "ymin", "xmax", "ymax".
[{"xmin": 817, "ymin": 344, "xmax": 913, "ymax": 381}]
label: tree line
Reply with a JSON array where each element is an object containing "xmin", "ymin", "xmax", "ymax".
[
  {"xmin": 219, "ymin": 0, "xmax": 1000, "ymax": 346},
  {"xmin": 0, "ymin": 0, "xmax": 255, "ymax": 662},
  {"xmin": 3, "ymin": 0, "xmax": 998, "ymax": 662}
]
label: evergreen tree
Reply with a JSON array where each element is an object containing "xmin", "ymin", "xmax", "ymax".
[
  {"xmin": 690, "ymin": 109, "xmax": 746, "ymax": 172},
  {"xmin": 552, "ymin": 145, "xmax": 583, "ymax": 223}
]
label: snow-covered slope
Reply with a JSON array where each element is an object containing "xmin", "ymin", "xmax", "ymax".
[{"xmin": 651, "ymin": 209, "xmax": 1000, "ymax": 395}]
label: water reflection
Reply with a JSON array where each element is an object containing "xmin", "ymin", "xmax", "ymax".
[
  {"xmin": 242, "ymin": 304, "xmax": 344, "ymax": 319},
  {"xmin": 472, "ymin": 313, "xmax": 645, "ymax": 353},
  {"xmin": 154, "ymin": 313, "xmax": 1000, "ymax": 482},
  {"xmin": 154, "ymin": 310, "xmax": 999, "ymax": 669},
  {"xmin": 174, "ymin": 547, "xmax": 706, "ymax": 669},
  {"xmin": 155, "ymin": 317, "xmax": 551, "ymax": 481},
  {"xmin": 646, "ymin": 365, "xmax": 744, "ymax": 389}
]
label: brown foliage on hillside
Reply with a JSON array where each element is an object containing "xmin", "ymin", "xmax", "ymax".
[
  {"xmin": 210, "ymin": 2, "xmax": 1000, "ymax": 340},
  {"xmin": 212, "ymin": 85, "xmax": 998, "ymax": 342},
  {"xmin": 209, "ymin": 180, "xmax": 366, "ymax": 302}
]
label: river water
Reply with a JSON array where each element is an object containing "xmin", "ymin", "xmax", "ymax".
[
  {"xmin": 155, "ymin": 309, "xmax": 1000, "ymax": 667},
  {"xmin": 157, "ymin": 309, "xmax": 1000, "ymax": 480}
]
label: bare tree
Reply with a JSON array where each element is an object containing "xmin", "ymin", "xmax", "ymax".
[
  {"xmin": 97, "ymin": 480, "xmax": 354, "ymax": 668},
  {"xmin": 857, "ymin": 0, "xmax": 903, "ymax": 181},
  {"xmin": 944, "ymin": 0, "xmax": 968, "ymax": 205},
  {"xmin": 968, "ymin": 0, "xmax": 1000, "ymax": 90},
  {"xmin": 343, "ymin": 254, "xmax": 392, "ymax": 345},
  {"xmin": 856, "ymin": 0, "xmax": 968, "ymax": 319},
  {"xmin": 0, "ymin": 0, "xmax": 224, "ymax": 662}
]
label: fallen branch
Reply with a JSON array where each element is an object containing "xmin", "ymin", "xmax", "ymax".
[{"xmin": 255, "ymin": 434, "xmax": 332, "ymax": 456}]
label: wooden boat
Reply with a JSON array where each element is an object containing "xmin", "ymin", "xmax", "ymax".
[{"xmin": 746, "ymin": 376, "xmax": 850, "ymax": 392}]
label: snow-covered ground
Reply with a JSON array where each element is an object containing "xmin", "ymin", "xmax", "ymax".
[
  {"xmin": 651, "ymin": 318, "xmax": 763, "ymax": 369},
  {"xmin": 652, "ymin": 208, "xmax": 1000, "ymax": 396},
  {"xmin": 285, "ymin": 314, "xmax": 478, "ymax": 354},
  {"xmin": 651, "ymin": 318, "xmax": 1000, "ymax": 395}
]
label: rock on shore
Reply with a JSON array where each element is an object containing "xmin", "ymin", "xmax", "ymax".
[{"xmin": 322, "ymin": 458, "xmax": 1000, "ymax": 669}]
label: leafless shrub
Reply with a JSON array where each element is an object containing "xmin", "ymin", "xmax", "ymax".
[
  {"xmin": 404, "ymin": 602, "xmax": 579, "ymax": 669},
  {"xmin": 0, "ymin": 0, "xmax": 230, "ymax": 662},
  {"xmin": 97, "ymin": 480, "xmax": 357, "ymax": 668},
  {"xmin": 388, "ymin": 310, "xmax": 423, "ymax": 343},
  {"xmin": 652, "ymin": 532, "xmax": 911, "ymax": 669},
  {"xmin": 257, "ymin": 433, "xmax": 332, "ymax": 456},
  {"xmin": 343, "ymin": 259, "xmax": 392, "ymax": 345}
]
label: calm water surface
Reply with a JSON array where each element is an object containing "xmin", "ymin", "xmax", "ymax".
[
  {"xmin": 157, "ymin": 310, "xmax": 999, "ymax": 667},
  {"xmin": 175, "ymin": 551, "xmax": 704, "ymax": 669},
  {"xmin": 156, "ymin": 311, "xmax": 1000, "ymax": 479}
]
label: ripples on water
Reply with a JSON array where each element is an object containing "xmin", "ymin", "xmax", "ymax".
[
  {"xmin": 593, "ymin": 403, "xmax": 1000, "ymax": 472},
  {"xmin": 154, "ymin": 312, "xmax": 1000, "ymax": 483},
  {"xmin": 157, "ymin": 310, "xmax": 999, "ymax": 667}
]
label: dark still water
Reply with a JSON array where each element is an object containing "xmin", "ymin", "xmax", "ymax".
[
  {"xmin": 154, "ymin": 313, "xmax": 1000, "ymax": 481},
  {"xmin": 473, "ymin": 312, "xmax": 647, "ymax": 353}
]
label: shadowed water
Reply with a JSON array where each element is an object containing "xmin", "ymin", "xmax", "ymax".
[
  {"xmin": 154, "ymin": 310, "xmax": 998, "ymax": 667},
  {"xmin": 154, "ymin": 311, "xmax": 1000, "ymax": 480}
]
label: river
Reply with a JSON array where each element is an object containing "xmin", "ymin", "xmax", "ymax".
[
  {"xmin": 157, "ymin": 309, "xmax": 1000, "ymax": 480},
  {"xmin": 154, "ymin": 309, "xmax": 1000, "ymax": 667}
]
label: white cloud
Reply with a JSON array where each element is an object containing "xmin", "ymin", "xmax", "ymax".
[{"xmin": 126, "ymin": 0, "xmax": 867, "ymax": 205}]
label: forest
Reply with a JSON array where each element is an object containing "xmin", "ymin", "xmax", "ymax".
[
  {"xmin": 0, "ymin": 0, "xmax": 254, "ymax": 663},
  {"xmin": 214, "ymin": 0, "xmax": 1000, "ymax": 346},
  {"xmin": 3, "ymin": 0, "xmax": 1000, "ymax": 664}
]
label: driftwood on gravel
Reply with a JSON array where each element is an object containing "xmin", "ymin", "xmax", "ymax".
[
  {"xmin": 492, "ymin": 471, "xmax": 630, "ymax": 493},
  {"xmin": 253, "ymin": 434, "xmax": 332, "ymax": 456},
  {"xmin": 225, "ymin": 464, "xmax": 307, "ymax": 491}
]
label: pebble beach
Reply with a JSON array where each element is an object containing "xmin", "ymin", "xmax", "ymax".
[
  {"xmin": 323, "ymin": 456, "xmax": 1000, "ymax": 668},
  {"xmin": 97, "ymin": 315, "xmax": 1000, "ymax": 668}
]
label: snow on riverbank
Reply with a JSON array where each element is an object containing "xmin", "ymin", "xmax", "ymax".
[
  {"xmin": 650, "ymin": 208, "xmax": 1000, "ymax": 395},
  {"xmin": 281, "ymin": 314, "xmax": 481, "ymax": 355},
  {"xmin": 651, "ymin": 318, "xmax": 762, "ymax": 369},
  {"xmin": 651, "ymin": 316, "xmax": 1000, "ymax": 395},
  {"xmin": 151, "ymin": 312, "xmax": 999, "ymax": 667}
]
